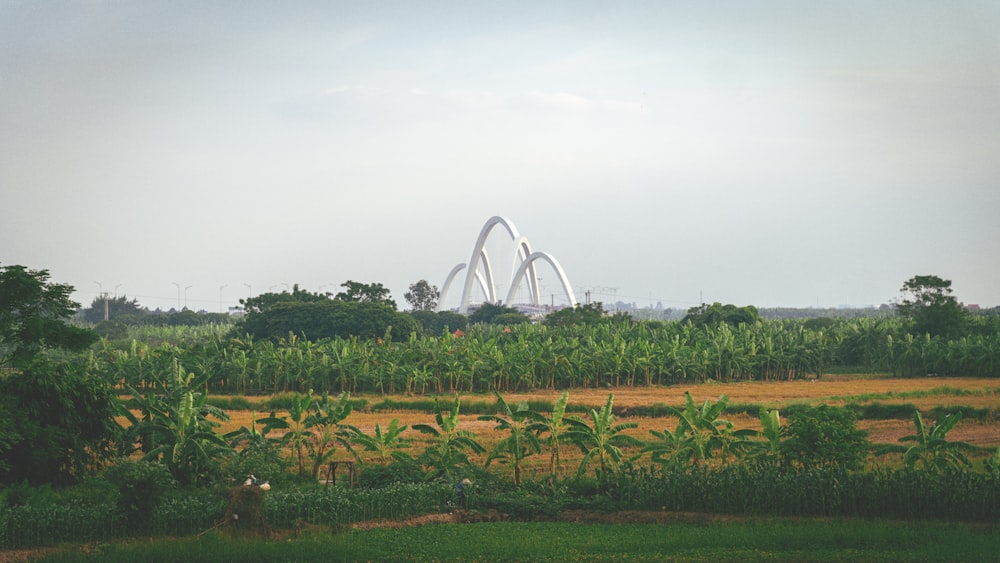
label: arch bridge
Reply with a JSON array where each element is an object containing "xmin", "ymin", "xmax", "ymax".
[{"xmin": 437, "ymin": 216, "xmax": 577, "ymax": 314}]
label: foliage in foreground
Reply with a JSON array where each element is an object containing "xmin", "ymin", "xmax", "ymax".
[
  {"xmin": 36, "ymin": 518, "xmax": 1000, "ymax": 563},
  {"xmin": 4, "ymin": 464, "xmax": 999, "ymax": 550}
]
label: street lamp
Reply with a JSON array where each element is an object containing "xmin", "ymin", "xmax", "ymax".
[
  {"xmin": 184, "ymin": 285, "xmax": 192, "ymax": 310},
  {"xmin": 219, "ymin": 284, "xmax": 228, "ymax": 313},
  {"xmin": 172, "ymin": 282, "xmax": 180, "ymax": 310},
  {"xmin": 93, "ymin": 281, "xmax": 107, "ymax": 321},
  {"xmin": 114, "ymin": 284, "xmax": 122, "ymax": 298}
]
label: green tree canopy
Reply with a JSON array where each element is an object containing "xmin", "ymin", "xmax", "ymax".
[
  {"xmin": 239, "ymin": 284, "xmax": 330, "ymax": 315},
  {"xmin": 83, "ymin": 294, "xmax": 145, "ymax": 324},
  {"xmin": 404, "ymin": 280, "xmax": 439, "ymax": 311},
  {"xmin": 682, "ymin": 302, "xmax": 760, "ymax": 328},
  {"xmin": 334, "ymin": 280, "xmax": 397, "ymax": 310},
  {"xmin": 409, "ymin": 310, "xmax": 468, "ymax": 335},
  {"xmin": 240, "ymin": 300, "xmax": 417, "ymax": 341},
  {"xmin": 543, "ymin": 302, "xmax": 608, "ymax": 327},
  {"xmin": 468, "ymin": 302, "xmax": 530, "ymax": 325},
  {"xmin": 896, "ymin": 275, "xmax": 967, "ymax": 338},
  {"xmin": 0, "ymin": 359, "xmax": 119, "ymax": 485},
  {"xmin": 0, "ymin": 264, "xmax": 97, "ymax": 369}
]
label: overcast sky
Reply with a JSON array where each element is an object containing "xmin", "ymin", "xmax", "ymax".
[{"xmin": 2, "ymin": 1, "xmax": 998, "ymax": 313}]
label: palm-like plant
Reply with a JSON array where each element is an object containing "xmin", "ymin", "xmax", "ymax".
[
  {"xmin": 898, "ymin": 410, "xmax": 974, "ymax": 472},
  {"xmin": 348, "ymin": 418, "xmax": 412, "ymax": 465},
  {"xmin": 121, "ymin": 360, "xmax": 232, "ymax": 485},
  {"xmin": 258, "ymin": 389, "xmax": 314, "ymax": 476},
  {"xmin": 412, "ymin": 397, "xmax": 484, "ymax": 481},
  {"xmin": 647, "ymin": 392, "xmax": 752, "ymax": 468},
  {"xmin": 530, "ymin": 391, "xmax": 571, "ymax": 489},
  {"xmin": 305, "ymin": 392, "xmax": 355, "ymax": 479},
  {"xmin": 566, "ymin": 394, "xmax": 642, "ymax": 485},
  {"xmin": 478, "ymin": 393, "xmax": 543, "ymax": 487}
]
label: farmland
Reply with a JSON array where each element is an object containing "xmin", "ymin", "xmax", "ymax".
[
  {"xmin": 5, "ymin": 293, "xmax": 1000, "ymax": 556},
  {"xmin": 209, "ymin": 375, "xmax": 1000, "ymax": 478}
]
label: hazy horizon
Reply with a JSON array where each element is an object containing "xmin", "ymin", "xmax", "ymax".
[{"xmin": 3, "ymin": 2, "xmax": 998, "ymax": 312}]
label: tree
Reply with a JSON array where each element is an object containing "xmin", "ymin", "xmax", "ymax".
[
  {"xmin": 404, "ymin": 280, "xmax": 439, "ymax": 311},
  {"xmin": 0, "ymin": 358, "xmax": 119, "ymax": 485},
  {"xmin": 468, "ymin": 302, "xmax": 529, "ymax": 325},
  {"xmin": 896, "ymin": 275, "xmax": 967, "ymax": 338},
  {"xmin": 244, "ymin": 300, "xmax": 417, "ymax": 341},
  {"xmin": 682, "ymin": 302, "xmax": 759, "ymax": 328},
  {"xmin": 410, "ymin": 310, "xmax": 468, "ymax": 335},
  {"xmin": 83, "ymin": 294, "xmax": 145, "ymax": 324},
  {"xmin": 335, "ymin": 280, "xmax": 397, "ymax": 309},
  {"xmin": 239, "ymin": 284, "xmax": 329, "ymax": 315},
  {"xmin": 781, "ymin": 405, "xmax": 869, "ymax": 471},
  {"xmin": 543, "ymin": 302, "xmax": 608, "ymax": 327},
  {"xmin": 0, "ymin": 264, "xmax": 97, "ymax": 369}
]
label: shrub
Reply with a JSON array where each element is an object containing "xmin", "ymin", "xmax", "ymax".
[
  {"xmin": 781, "ymin": 405, "xmax": 869, "ymax": 470},
  {"xmin": 102, "ymin": 459, "xmax": 176, "ymax": 534}
]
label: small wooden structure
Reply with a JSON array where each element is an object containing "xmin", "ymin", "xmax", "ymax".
[{"xmin": 325, "ymin": 460, "xmax": 358, "ymax": 487}]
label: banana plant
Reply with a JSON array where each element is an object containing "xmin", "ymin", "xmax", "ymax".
[
  {"xmin": 529, "ymin": 391, "xmax": 571, "ymax": 489},
  {"xmin": 348, "ymin": 418, "xmax": 413, "ymax": 465},
  {"xmin": 305, "ymin": 392, "xmax": 355, "ymax": 479},
  {"xmin": 655, "ymin": 392, "xmax": 753, "ymax": 467},
  {"xmin": 478, "ymin": 393, "xmax": 543, "ymax": 487},
  {"xmin": 120, "ymin": 359, "xmax": 232, "ymax": 485},
  {"xmin": 412, "ymin": 396, "xmax": 484, "ymax": 481},
  {"xmin": 897, "ymin": 410, "xmax": 974, "ymax": 473},
  {"xmin": 261, "ymin": 389, "xmax": 314, "ymax": 476},
  {"xmin": 566, "ymin": 394, "xmax": 642, "ymax": 486}
]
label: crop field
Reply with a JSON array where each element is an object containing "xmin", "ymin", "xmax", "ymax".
[{"xmin": 204, "ymin": 375, "xmax": 1000, "ymax": 478}]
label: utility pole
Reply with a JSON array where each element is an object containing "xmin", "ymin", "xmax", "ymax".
[{"xmin": 172, "ymin": 282, "xmax": 180, "ymax": 310}]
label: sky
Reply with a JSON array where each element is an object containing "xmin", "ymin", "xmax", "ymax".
[{"xmin": 2, "ymin": 1, "xmax": 998, "ymax": 313}]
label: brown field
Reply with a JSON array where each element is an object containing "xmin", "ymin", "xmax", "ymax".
[{"xmin": 198, "ymin": 376, "xmax": 1000, "ymax": 479}]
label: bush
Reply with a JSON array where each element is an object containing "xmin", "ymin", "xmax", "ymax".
[
  {"xmin": 102, "ymin": 460, "xmax": 176, "ymax": 534},
  {"xmin": 781, "ymin": 405, "xmax": 870, "ymax": 470}
]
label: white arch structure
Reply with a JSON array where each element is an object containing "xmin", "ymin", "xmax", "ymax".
[{"xmin": 437, "ymin": 216, "xmax": 578, "ymax": 314}]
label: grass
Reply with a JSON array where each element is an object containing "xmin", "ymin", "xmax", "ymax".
[{"xmin": 37, "ymin": 518, "xmax": 1000, "ymax": 562}]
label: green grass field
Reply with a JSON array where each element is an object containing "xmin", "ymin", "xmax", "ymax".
[{"xmin": 36, "ymin": 517, "xmax": 1000, "ymax": 562}]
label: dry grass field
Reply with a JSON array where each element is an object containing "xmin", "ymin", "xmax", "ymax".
[{"xmin": 202, "ymin": 375, "xmax": 999, "ymax": 479}]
